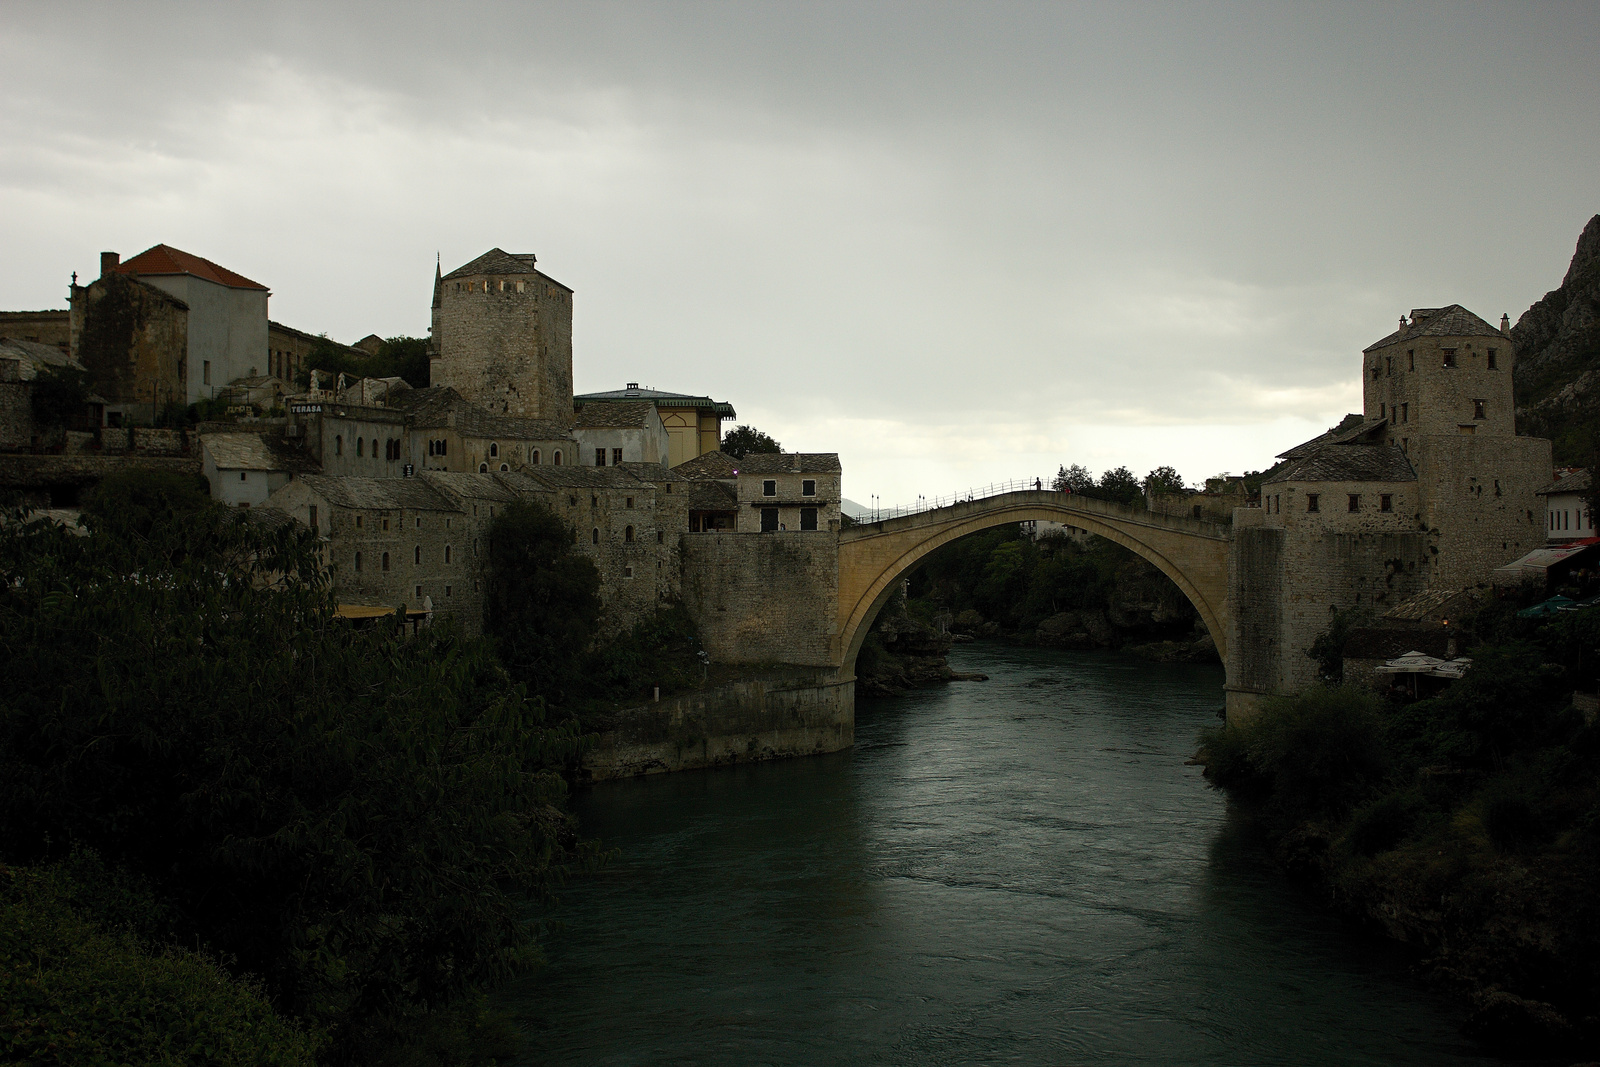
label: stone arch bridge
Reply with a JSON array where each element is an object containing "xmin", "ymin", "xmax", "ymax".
[{"xmin": 835, "ymin": 490, "xmax": 1231, "ymax": 675}]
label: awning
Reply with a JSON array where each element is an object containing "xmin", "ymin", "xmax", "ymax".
[
  {"xmin": 335, "ymin": 604, "xmax": 430, "ymax": 620},
  {"xmin": 1375, "ymin": 650, "xmax": 1472, "ymax": 678},
  {"xmin": 1493, "ymin": 538, "xmax": 1600, "ymax": 585}
]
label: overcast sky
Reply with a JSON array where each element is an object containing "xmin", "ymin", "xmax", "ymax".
[{"xmin": 3, "ymin": 2, "xmax": 1597, "ymax": 504}]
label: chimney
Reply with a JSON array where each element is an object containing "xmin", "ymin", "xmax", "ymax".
[
  {"xmin": 1500, "ymin": 313, "xmax": 1511, "ymax": 337},
  {"xmin": 626, "ymin": 382, "xmax": 640, "ymax": 391},
  {"xmin": 100, "ymin": 251, "xmax": 119, "ymax": 277},
  {"xmin": 1398, "ymin": 315, "xmax": 1407, "ymax": 331}
]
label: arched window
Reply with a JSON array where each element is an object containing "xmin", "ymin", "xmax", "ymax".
[
  {"xmin": 415, "ymin": 546, "xmax": 422, "ymax": 564},
  {"xmin": 444, "ymin": 545, "xmax": 452, "ymax": 563},
  {"xmin": 489, "ymin": 442, "xmax": 498, "ymax": 458},
  {"xmin": 500, "ymin": 463, "xmax": 509, "ymax": 472},
  {"xmin": 624, "ymin": 525, "xmax": 635, "ymax": 543},
  {"xmin": 479, "ymin": 463, "xmax": 489, "ymax": 473},
  {"xmin": 531, "ymin": 448, "xmax": 541, "ymax": 465},
  {"xmin": 371, "ymin": 439, "xmax": 379, "ymax": 459},
  {"xmin": 591, "ymin": 528, "xmax": 599, "ymax": 544},
  {"xmin": 428, "ymin": 440, "xmax": 435, "ymax": 456},
  {"xmin": 357, "ymin": 438, "xmax": 365, "ymax": 458},
  {"xmin": 336, "ymin": 435, "xmax": 343, "ymax": 456},
  {"xmin": 354, "ymin": 551, "xmax": 362, "ymax": 572},
  {"xmin": 381, "ymin": 552, "xmax": 390, "ymax": 571},
  {"xmin": 553, "ymin": 450, "xmax": 563, "ymax": 466}
]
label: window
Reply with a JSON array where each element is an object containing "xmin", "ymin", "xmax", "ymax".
[
  {"xmin": 479, "ymin": 463, "xmax": 488, "ymax": 473},
  {"xmin": 657, "ymin": 530, "xmax": 665, "ymax": 543},
  {"xmin": 445, "ymin": 585, "xmax": 452, "ymax": 597},
  {"xmin": 1348, "ymin": 494, "xmax": 1360, "ymax": 513},
  {"xmin": 802, "ymin": 479, "xmax": 816, "ymax": 496},
  {"xmin": 1370, "ymin": 363, "xmax": 1380, "ymax": 380},
  {"xmin": 1487, "ymin": 348, "xmax": 1498, "ymax": 369},
  {"xmin": 1380, "ymin": 403, "xmax": 1386, "ymax": 419},
  {"xmin": 1385, "ymin": 356, "xmax": 1393, "ymax": 376},
  {"xmin": 416, "ymin": 517, "xmax": 422, "ymax": 528},
  {"xmin": 355, "ymin": 515, "xmax": 363, "ymax": 528},
  {"xmin": 554, "ymin": 450, "xmax": 562, "ymax": 466},
  {"xmin": 240, "ymin": 471, "xmax": 247, "ymax": 481},
  {"xmin": 415, "ymin": 585, "xmax": 422, "ymax": 599},
  {"xmin": 532, "ymin": 449, "xmax": 541, "ymax": 465},
  {"xmin": 1443, "ymin": 348, "xmax": 1457, "ymax": 368},
  {"xmin": 444, "ymin": 545, "xmax": 451, "ymax": 563},
  {"xmin": 203, "ymin": 360, "xmax": 211, "ymax": 385},
  {"xmin": 1192, "ymin": 504, "xmax": 1203, "ymax": 519},
  {"xmin": 381, "ymin": 518, "xmax": 389, "ymax": 531},
  {"xmin": 489, "ymin": 443, "xmax": 498, "ymax": 458},
  {"xmin": 357, "ymin": 438, "xmax": 365, "ymax": 458},
  {"xmin": 612, "ymin": 447, "xmax": 623, "ymax": 466},
  {"xmin": 763, "ymin": 480, "xmax": 777, "ymax": 497},
  {"xmin": 625, "ymin": 496, "xmax": 634, "ymax": 508},
  {"xmin": 1401, "ymin": 402, "xmax": 1408, "ymax": 423},
  {"xmin": 801, "ymin": 507, "xmax": 818, "ymax": 531},
  {"xmin": 1408, "ymin": 350, "xmax": 1415, "ymax": 371},
  {"xmin": 336, "ymin": 435, "xmax": 343, "ymax": 456},
  {"xmin": 595, "ymin": 448, "xmax": 607, "ymax": 466},
  {"xmin": 1306, "ymin": 494, "xmax": 1320, "ymax": 513},
  {"xmin": 591, "ymin": 495, "xmax": 598, "ymax": 507},
  {"xmin": 623, "ymin": 565, "xmax": 634, "ymax": 579},
  {"xmin": 500, "ymin": 463, "xmax": 508, "ymax": 472},
  {"xmin": 309, "ymin": 506, "xmax": 318, "ymax": 534},
  {"xmin": 382, "ymin": 552, "xmax": 390, "ymax": 571},
  {"xmin": 625, "ymin": 525, "xmax": 635, "ymax": 542},
  {"xmin": 592, "ymin": 528, "xmax": 600, "ymax": 544},
  {"xmin": 354, "ymin": 551, "xmax": 362, "ymax": 572},
  {"xmin": 1473, "ymin": 399, "xmax": 1487, "ymax": 420},
  {"xmin": 371, "ymin": 439, "xmax": 379, "ymax": 459},
  {"xmin": 415, "ymin": 546, "xmax": 422, "ymax": 564},
  {"xmin": 1380, "ymin": 494, "xmax": 1393, "ymax": 513},
  {"xmin": 761, "ymin": 507, "xmax": 779, "ymax": 532}
]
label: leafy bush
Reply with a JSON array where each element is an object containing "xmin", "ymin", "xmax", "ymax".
[
  {"xmin": 1344, "ymin": 788, "xmax": 1424, "ymax": 856},
  {"xmin": 0, "ymin": 497, "xmax": 593, "ymax": 1059},
  {"xmin": 582, "ymin": 605, "xmax": 704, "ymax": 703},
  {"xmin": 486, "ymin": 500, "xmax": 601, "ymax": 701},
  {"xmin": 0, "ymin": 861, "xmax": 320, "ymax": 1066}
]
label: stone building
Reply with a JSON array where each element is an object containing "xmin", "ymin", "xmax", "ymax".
[
  {"xmin": 0, "ymin": 311, "xmax": 70, "ymax": 352},
  {"xmin": 431, "ymin": 249, "xmax": 573, "ymax": 420},
  {"xmin": 1537, "ymin": 469, "xmax": 1593, "ymax": 542},
  {"xmin": 199, "ymin": 431, "xmax": 321, "ymax": 508},
  {"xmin": 574, "ymin": 383, "xmax": 735, "ymax": 466},
  {"xmin": 731, "ymin": 453, "xmax": 843, "ymax": 533},
  {"xmin": 76, "ymin": 246, "xmax": 270, "ymax": 409},
  {"xmin": 389, "ymin": 386, "xmax": 575, "ymax": 475},
  {"xmin": 572, "ymin": 401, "xmax": 669, "ymax": 467},
  {"xmin": 1227, "ymin": 305, "xmax": 1553, "ymax": 712},
  {"xmin": 285, "ymin": 397, "xmax": 412, "ymax": 478},
  {"xmin": 67, "ymin": 264, "xmax": 189, "ymax": 423}
]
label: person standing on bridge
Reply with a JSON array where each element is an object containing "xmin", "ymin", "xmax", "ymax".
[{"xmin": 1035, "ymin": 477, "xmax": 1042, "ymax": 491}]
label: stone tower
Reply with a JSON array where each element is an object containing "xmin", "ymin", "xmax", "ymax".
[{"xmin": 431, "ymin": 249, "xmax": 573, "ymax": 420}]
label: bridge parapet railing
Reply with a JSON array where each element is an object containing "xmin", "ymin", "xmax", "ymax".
[{"xmin": 856, "ymin": 479, "xmax": 1054, "ymax": 522}]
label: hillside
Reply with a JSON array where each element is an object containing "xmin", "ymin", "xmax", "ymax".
[{"xmin": 1514, "ymin": 214, "xmax": 1600, "ymax": 463}]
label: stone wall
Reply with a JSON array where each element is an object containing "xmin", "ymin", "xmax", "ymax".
[
  {"xmin": 69, "ymin": 273, "xmax": 188, "ymax": 413},
  {"xmin": 679, "ymin": 531, "xmax": 840, "ymax": 667},
  {"xmin": 434, "ymin": 274, "xmax": 572, "ymax": 421},
  {"xmin": 0, "ymin": 311, "xmax": 70, "ymax": 350},
  {"xmin": 1410, "ymin": 433, "xmax": 1550, "ymax": 589},
  {"xmin": 0, "ymin": 378, "xmax": 31, "ymax": 449},
  {"xmin": 580, "ymin": 668, "xmax": 854, "ymax": 780}
]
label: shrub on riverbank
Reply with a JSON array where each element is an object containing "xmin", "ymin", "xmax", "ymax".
[
  {"xmin": 0, "ymin": 481, "xmax": 596, "ymax": 1064},
  {"xmin": 1199, "ymin": 620, "xmax": 1600, "ymax": 1056}
]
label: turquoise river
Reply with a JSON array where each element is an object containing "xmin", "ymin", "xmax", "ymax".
[{"xmin": 500, "ymin": 642, "xmax": 1504, "ymax": 1065}]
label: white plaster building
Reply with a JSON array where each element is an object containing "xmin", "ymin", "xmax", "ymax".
[{"xmin": 1537, "ymin": 469, "xmax": 1594, "ymax": 542}]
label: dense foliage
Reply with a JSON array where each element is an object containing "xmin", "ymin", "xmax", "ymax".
[
  {"xmin": 720, "ymin": 424, "xmax": 781, "ymax": 459},
  {"xmin": 0, "ymin": 471, "xmax": 593, "ymax": 1063},
  {"xmin": 28, "ymin": 364, "xmax": 92, "ymax": 431},
  {"xmin": 295, "ymin": 335, "xmax": 431, "ymax": 390},
  {"xmin": 1201, "ymin": 607, "xmax": 1600, "ymax": 1054}
]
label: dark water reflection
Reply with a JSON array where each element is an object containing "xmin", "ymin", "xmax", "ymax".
[{"xmin": 501, "ymin": 643, "xmax": 1499, "ymax": 1065}]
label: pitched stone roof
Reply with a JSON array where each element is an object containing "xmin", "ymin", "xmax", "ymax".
[
  {"xmin": 575, "ymin": 384, "xmax": 737, "ymax": 419},
  {"xmin": 116, "ymin": 244, "xmax": 268, "ymax": 291},
  {"xmin": 1363, "ymin": 305, "xmax": 1505, "ymax": 353},
  {"xmin": 243, "ymin": 507, "xmax": 299, "ymax": 532},
  {"xmin": 732, "ymin": 452, "xmax": 842, "ymax": 475},
  {"xmin": 687, "ymin": 480, "xmax": 738, "ymax": 511},
  {"xmin": 0, "ymin": 337, "xmax": 82, "ymax": 376},
  {"xmin": 295, "ymin": 474, "xmax": 459, "ymax": 511},
  {"xmin": 514, "ymin": 465, "xmax": 654, "ymax": 490},
  {"xmin": 419, "ymin": 471, "xmax": 520, "ymax": 504},
  {"xmin": 1276, "ymin": 413, "xmax": 1370, "ymax": 460},
  {"xmin": 388, "ymin": 387, "xmax": 573, "ymax": 440},
  {"xmin": 672, "ymin": 450, "xmax": 739, "ymax": 480},
  {"xmin": 1538, "ymin": 468, "xmax": 1591, "ymax": 496},
  {"xmin": 441, "ymin": 248, "xmax": 572, "ymax": 292},
  {"xmin": 1265, "ymin": 443, "xmax": 1416, "ymax": 484},
  {"xmin": 201, "ymin": 432, "xmax": 320, "ymax": 473},
  {"xmin": 573, "ymin": 401, "xmax": 655, "ymax": 429}
]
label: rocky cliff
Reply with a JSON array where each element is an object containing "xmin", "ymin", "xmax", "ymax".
[{"xmin": 1514, "ymin": 214, "xmax": 1600, "ymax": 462}]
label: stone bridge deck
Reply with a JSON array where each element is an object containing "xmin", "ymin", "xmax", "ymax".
[{"xmin": 836, "ymin": 490, "xmax": 1233, "ymax": 667}]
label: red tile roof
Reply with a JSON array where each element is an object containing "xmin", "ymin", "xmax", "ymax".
[{"xmin": 115, "ymin": 244, "xmax": 268, "ymax": 291}]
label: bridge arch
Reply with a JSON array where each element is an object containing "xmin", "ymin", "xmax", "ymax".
[{"xmin": 834, "ymin": 492, "xmax": 1231, "ymax": 677}]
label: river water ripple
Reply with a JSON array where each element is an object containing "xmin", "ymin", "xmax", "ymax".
[{"xmin": 500, "ymin": 642, "xmax": 1500, "ymax": 1066}]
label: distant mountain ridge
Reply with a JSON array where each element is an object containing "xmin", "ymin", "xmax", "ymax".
[{"xmin": 1514, "ymin": 214, "xmax": 1600, "ymax": 463}]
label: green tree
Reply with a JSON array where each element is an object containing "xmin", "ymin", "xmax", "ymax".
[
  {"xmin": 1143, "ymin": 465, "xmax": 1186, "ymax": 494},
  {"xmin": 29, "ymin": 364, "xmax": 92, "ymax": 430},
  {"xmin": 1052, "ymin": 463, "xmax": 1094, "ymax": 493},
  {"xmin": 722, "ymin": 424, "xmax": 782, "ymax": 459},
  {"xmin": 486, "ymin": 500, "xmax": 602, "ymax": 701},
  {"xmin": 1092, "ymin": 465, "xmax": 1143, "ymax": 506},
  {"xmin": 0, "ymin": 493, "xmax": 592, "ymax": 1060}
]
